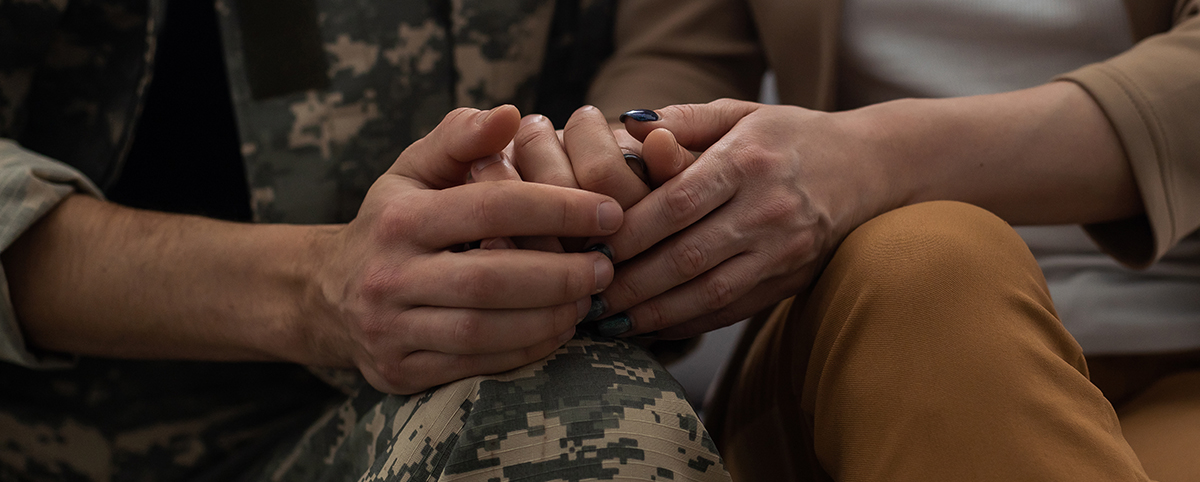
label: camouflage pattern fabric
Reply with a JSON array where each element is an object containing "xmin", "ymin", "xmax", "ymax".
[
  {"xmin": 1, "ymin": 335, "xmax": 730, "ymax": 481},
  {"xmin": 0, "ymin": 140, "xmax": 101, "ymax": 368},
  {"xmin": 218, "ymin": 0, "xmax": 612, "ymax": 224},
  {"xmin": 0, "ymin": 1, "xmax": 728, "ymax": 480},
  {"xmin": 2, "ymin": 0, "xmax": 163, "ymax": 190}
]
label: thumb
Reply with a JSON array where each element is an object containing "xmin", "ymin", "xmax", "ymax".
[
  {"xmin": 619, "ymin": 98, "xmax": 761, "ymax": 151},
  {"xmin": 641, "ymin": 128, "xmax": 697, "ymax": 187},
  {"xmin": 388, "ymin": 104, "xmax": 521, "ymax": 188}
]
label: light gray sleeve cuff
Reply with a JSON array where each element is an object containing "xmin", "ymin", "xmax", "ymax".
[{"xmin": 0, "ymin": 139, "xmax": 103, "ymax": 368}]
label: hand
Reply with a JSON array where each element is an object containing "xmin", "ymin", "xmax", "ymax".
[
  {"xmin": 585, "ymin": 99, "xmax": 894, "ymax": 339},
  {"xmin": 470, "ymin": 105, "xmax": 654, "ymax": 255},
  {"xmin": 305, "ymin": 105, "xmax": 624, "ymax": 394}
]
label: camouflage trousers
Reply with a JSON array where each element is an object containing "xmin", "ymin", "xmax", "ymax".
[{"xmin": 0, "ymin": 335, "xmax": 730, "ymax": 482}]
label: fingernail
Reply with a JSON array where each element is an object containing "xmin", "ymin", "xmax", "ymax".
[
  {"xmin": 595, "ymin": 314, "xmax": 632, "ymax": 337},
  {"xmin": 593, "ymin": 256, "xmax": 613, "ymax": 293},
  {"xmin": 471, "ymin": 153, "xmax": 504, "ymax": 173},
  {"xmin": 520, "ymin": 114, "xmax": 544, "ymax": 128},
  {"xmin": 619, "ymin": 109, "xmax": 659, "ymax": 123},
  {"xmin": 480, "ymin": 237, "xmax": 515, "ymax": 250},
  {"xmin": 558, "ymin": 328, "xmax": 576, "ymax": 343},
  {"xmin": 586, "ymin": 243, "xmax": 613, "ymax": 261},
  {"xmin": 597, "ymin": 201, "xmax": 621, "ymax": 232},
  {"xmin": 576, "ymin": 297, "xmax": 591, "ymax": 321},
  {"xmin": 583, "ymin": 295, "xmax": 607, "ymax": 323},
  {"xmin": 476, "ymin": 106, "xmax": 497, "ymax": 125}
]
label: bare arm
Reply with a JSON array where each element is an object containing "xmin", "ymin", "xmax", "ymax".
[
  {"xmin": 4, "ymin": 195, "xmax": 327, "ymax": 362},
  {"xmin": 2, "ymin": 105, "xmax": 622, "ymax": 394},
  {"xmin": 593, "ymin": 81, "xmax": 1141, "ymax": 338}
]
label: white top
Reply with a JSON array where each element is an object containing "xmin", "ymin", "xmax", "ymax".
[{"xmin": 840, "ymin": 0, "xmax": 1200, "ymax": 354}]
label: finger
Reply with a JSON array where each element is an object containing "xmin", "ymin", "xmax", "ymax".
[
  {"xmin": 386, "ymin": 329, "xmax": 574, "ymax": 394},
  {"xmin": 564, "ymin": 105, "xmax": 650, "ymax": 209},
  {"xmin": 388, "ymin": 104, "xmax": 521, "ymax": 188},
  {"xmin": 655, "ymin": 269, "xmax": 818, "ymax": 340},
  {"xmin": 468, "ymin": 151, "xmax": 521, "ymax": 183},
  {"xmin": 400, "ymin": 299, "xmax": 587, "ymax": 354},
  {"xmin": 640, "ymin": 128, "xmax": 697, "ymax": 186},
  {"xmin": 612, "ymin": 129, "xmax": 649, "ymax": 185},
  {"xmin": 512, "ymin": 114, "xmax": 578, "ymax": 188},
  {"xmin": 468, "ymin": 145, "xmax": 565, "ymax": 253},
  {"xmin": 654, "ymin": 284, "xmax": 794, "ymax": 340},
  {"xmin": 592, "ymin": 214, "xmax": 747, "ymax": 317},
  {"xmin": 412, "ymin": 181, "xmax": 622, "ymax": 246},
  {"xmin": 584, "ymin": 155, "xmax": 736, "ymax": 263},
  {"xmin": 397, "ymin": 249, "xmax": 614, "ymax": 309},
  {"xmin": 619, "ymin": 99, "xmax": 761, "ymax": 151},
  {"xmin": 612, "ymin": 253, "xmax": 766, "ymax": 337},
  {"xmin": 467, "ymin": 150, "xmax": 520, "ymax": 251}
]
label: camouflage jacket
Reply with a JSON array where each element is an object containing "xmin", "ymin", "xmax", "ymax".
[{"xmin": 0, "ymin": 0, "xmax": 612, "ymax": 365}]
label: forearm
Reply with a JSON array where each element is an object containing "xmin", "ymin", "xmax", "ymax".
[
  {"xmin": 855, "ymin": 81, "xmax": 1142, "ymax": 226},
  {"xmin": 3, "ymin": 195, "xmax": 333, "ymax": 363}
]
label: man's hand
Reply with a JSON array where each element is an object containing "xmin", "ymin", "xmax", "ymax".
[{"xmin": 305, "ymin": 105, "xmax": 626, "ymax": 394}]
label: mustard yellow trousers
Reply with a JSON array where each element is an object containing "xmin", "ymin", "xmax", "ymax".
[{"xmin": 710, "ymin": 201, "xmax": 1200, "ymax": 482}]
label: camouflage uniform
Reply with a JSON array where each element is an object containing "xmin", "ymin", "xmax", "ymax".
[{"xmin": 0, "ymin": 1, "xmax": 730, "ymax": 480}]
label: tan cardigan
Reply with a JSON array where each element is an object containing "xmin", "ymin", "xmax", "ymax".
[{"xmin": 589, "ymin": 0, "xmax": 1200, "ymax": 268}]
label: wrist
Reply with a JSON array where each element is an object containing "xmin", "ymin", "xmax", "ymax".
[{"xmin": 276, "ymin": 223, "xmax": 353, "ymax": 368}]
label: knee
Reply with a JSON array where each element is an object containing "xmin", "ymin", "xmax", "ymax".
[{"xmin": 827, "ymin": 201, "xmax": 1042, "ymax": 299}]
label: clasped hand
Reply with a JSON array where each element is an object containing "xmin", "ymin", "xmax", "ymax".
[{"xmin": 307, "ymin": 99, "xmax": 881, "ymax": 394}]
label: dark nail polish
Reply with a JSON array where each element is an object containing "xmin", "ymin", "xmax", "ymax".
[
  {"xmin": 619, "ymin": 109, "xmax": 659, "ymax": 123},
  {"xmin": 583, "ymin": 295, "xmax": 607, "ymax": 323},
  {"xmin": 595, "ymin": 314, "xmax": 632, "ymax": 337},
  {"xmin": 586, "ymin": 244, "xmax": 613, "ymax": 261}
]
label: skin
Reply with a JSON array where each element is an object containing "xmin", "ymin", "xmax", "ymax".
[
  {"xmin": 2, "ymin": 105, "xmax": 629, "ymax": 395},
  {"xmin": 587, "ymin": 81, "xmax": 1143, "ymax": 339}
]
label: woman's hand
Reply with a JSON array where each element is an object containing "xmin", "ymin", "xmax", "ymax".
[
  {"xmin": 306, "ymin": 105, "xmax": 624, "ymax": 394},
  {"xmin": 587, "ymin": 83, "xmax": 1136, "ymax": 340},
  {"xmin": 582, "ymin": 99, "xmax": 892, "ymax": 339}
]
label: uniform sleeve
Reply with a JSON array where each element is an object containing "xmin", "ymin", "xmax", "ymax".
[
  {"xmin": 1061, "ymin": 1, "xmax": 1200, "ymax": 268},
  {"xmin": 0, "ymin": 139, "xmax": 102, "ymax": 367},
  {"xmin": 586, "ymin": 0, "xmax": 767, "ymax": 122}
]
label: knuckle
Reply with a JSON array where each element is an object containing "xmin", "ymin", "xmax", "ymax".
[
  {"xmin": 359, "ymin": 262, "xmax": 401, "ymax": 303},
  {"xmin": 669, "ymin": 238, "xmax": 707, "ymax": 279},
  {"xmin": 576, "ymin": 161, "xmax": 626, "ymax": 193},
  {"xmin": 455, "ymin": 263, "xmax": 498, "ymax": 301},
  {"xmin": 637, "ymin": 302, "xmax": 669, "ymax": 332},
  {"xmin": 756, "ymin": 195, "xmax": 797, "ymax": 224},
  {"xmin": 560, "ymin": 261, "xmax": 590, "ymax": 299},
  {"xmin": 616, "ymin": 271, "xmax": 653, "ymax": 307},
  {"xmin": 728, "ymin": 143, "xmax": 778, "ymax": 177},
  {"xmin": 553, "ymin": 303, "xmax": 579, "ymax": 331},
  {"xmin": 701, "ymin": 275, "xmax": 738, "ymax": 311},
  {"xmin": 374, "ymin": 202, "xmax": 418, "ymax": 243},
  {"xmin": 514, "ymin": 123, "xmax": 557, "ymax": 151},
  {"xmin": 469, "ymin": 184, "xmax": 509, "ymax": 229},
  {"xmin": 442, "ymin": 106, "xmax": 476, "ymax": 124},
  {"xmin": 453, "ymin": 312, "xmax": 487, "ymax": 352},
  {"xmin": 671, "ymin": 103, "xmax": 701, "ymax": 124},
  {"xmin": 371, "ymin": 358, "xmax": 410, "ymax": 392},
  {"xmin": 664, "ymin": 181, "xmax": 703, "ymax": 221}
]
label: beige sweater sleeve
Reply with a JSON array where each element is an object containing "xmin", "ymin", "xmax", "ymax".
[
  {"xmin": 586, "ymin": 0, "xmax": 767, "ymax": 122},
  {"xmin": 1062, "ymin": 1, "xmax": 1200, "ymax": 268}
]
